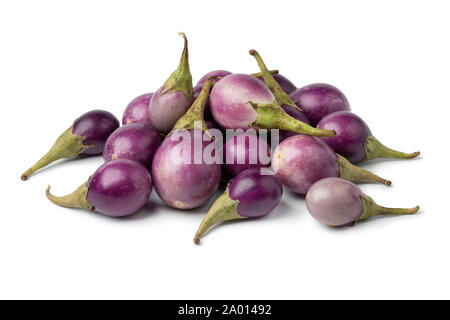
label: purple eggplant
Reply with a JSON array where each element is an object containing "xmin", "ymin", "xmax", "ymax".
[
  {"xmin": 209, "ymin": 73, "xmax": 334, "ymax": 137},
  {"xmin": 223, "ymin": 133, "xmax": 271, "ymax": 178},
  {"xmin": 46, "ymin": 159, "xmax": 152, "ymax": 217},
  {"xmin": 272, "ymin": 135, "xmax": 391, "ymax": 195},
  {"xmin": 258, "ymin": 73, "xmax": 296, "ymax": 95},
  {"xmin": 306, "ymin": 177, "xmax": 420, "ymax": 226},
  {"xmin": 122, "ymin": 93, "xmax": 153, "ymax": 127},
  {"xmin": 103, "ymin": 123, "xmax": 161, "ymax": 169},
  {"xmin": 151, "ymin": 78, "xmax": 222, "ymax": 209},
  {"xmin": 290, "ymin": 83, "xmax": 351, "ymax": 126},
  {"xmin": 317, "ymin": 111, "xmax": 420, "ymax": 163},
  {"xmin": 194, "ymin": 167, "xmax": 283, "ymax": 244},
  {"xmin": 21, "ymin": 110, "xmax": 119, "ymax": 180},
  {"xmin": 196, "ymin": 70, "xmax": 232, "ymax": 86},
  {"xmin": 149, "ymin": 33, "xmax": 193, "ymax": 134}
]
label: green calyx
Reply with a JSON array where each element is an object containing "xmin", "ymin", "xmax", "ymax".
[
  {"xmin": 356, "ymin": 193, "xmax": 420, "ymax": 223},
  {"xmin": 249, "ymin": 49, "xmax": 301, "ymax": 111},
  {"xmin": 250, "ymin": 69, "xmax": 279, "ymax": 78},
  {"xmin": 363, "ymin": 136, "xmax": 420, "ymax": 162},
  {"xmin": 46, "ymin": 180, "xmax": 94, "ymax": 212},
  {"xmin": 337, "ymin": 154, "xmax": 392, "ymax": 186},
  {"xmin": 160, "ymin": 32, "xmax": 193, "ymax": 100},
  {"xmin": 20, "ymin": 125, "xmax": 94, "ymax": 181},
  {"xmin": 169, "ymin": 78, "xmax": 215, "ymax": 135},
  {"xmin": 248, "ymin": 101, "xmax": 336, "ymax": 137},
  {"xmin": 194, "ymin": 185, "xmax": 244, "ymax": 245}
]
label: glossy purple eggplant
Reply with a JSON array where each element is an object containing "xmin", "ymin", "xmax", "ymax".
[
  {"xmin": 258, "ymin": 73, "xmax": 296, "ymax": 95},
  {"xmin": 122, "ymin": 93, "xmax": 153, "ymax": 126},
  {"xmin": 223, "ymin": 133, "xmax": 271, "ymax": 178},
  {"xmin": 317, "ymin": 111, "xmax": 420, "ymax": 163},
  {"xmin": 209, "ymin": 73, "xmax": 334, "ymax": 137},
  {"xmin": 196, "ymin": 70, "xmax": 232, "ymax": 86},
  {"xmin": 194, "ymin": 167, "xmax": 283, "ymax": 244},
  {"xmin": 46, "ymin": 159, "xmax": 152, "ymax": 217},
  {"xmin": 103, "ymin": 123, "xmax": 161, "ymax": 169},
  {"xmin": 149, "ymin": 33, "xmax": 193, "ymax": 134},
  {"xmin": 272, "ymin": 135, "xmax": 391, "ymax": 195},
  {"xmin": 290, "ymin": 83, "xmax": 351, "ymax": 126},
  {"xmin": 152, "ymin": 78, "xmax": 222, "ymax": 209},
  {"xmin": 306, "ymin": 177, "xmax": 420, "ymax": 226},
  {"xmin": 21, "ymin": 110, "xmax": 119, "ymax": 180}
]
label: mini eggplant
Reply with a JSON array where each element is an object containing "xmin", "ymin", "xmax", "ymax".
[
  {"xmin": 306, "ymin": 177, "xmax": 420, "ymax": 226},
  {"xmin": 21, "ymin": 110, "xmax": 119, "ymax": 180},
  {"xmin": 209, "ymin": 73, "xmax": 335, "ymax": 137},
  {"xmin": 122, "ymin": 93, "xmax": 153, "ymax": 126},
  {"xmin": 272, "ymin": 135, "xmax": 391, "ymax": 195},
  {"xmin": 290, "ymin": 83, "xmax": 351, "ymax": 126},
  {"xmin": 46, "ymin": 159, "xmax": 152, "ymax": 217},
  {"xmin": 194, "ymin": 168, "xmax": 283, "ymax": 244},
  {"xmin": 151, "ymin": 78, "xmax": 222, "ymax": 209},
  {"xmin": 149, "ymin": 33, "xmax": 193, "ymax": 134},
  {"xmin": 317, "ymin": 111, "xmax": 420, "ymax": 163},
  {"xmin": 103, "ymin": 123, "xmax": 161, "ymax": 169},
  {"xmin": 258, "ymin": 73, "xmax": 296, "ymax": 95},
  {"xmin": 196, "ymin": 70, "xmax": 232, "ymax": 86},
  {"xmin": 223, "ymin": 133, "xmax": 271, "ymax": 178}
]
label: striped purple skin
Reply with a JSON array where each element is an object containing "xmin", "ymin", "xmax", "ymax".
[
  {"xmin": 122, "ymin": 93, "xmax": 153, "ymax": 127},
  {"xmin": 317, "ymin": 111, "xmax": 372, "ymax": 163},
  {"xmin": 151, "ymin": 129, "xmax": 222, "ymax": 209},
  {"xmin": 229, "ymin": 168, "xmax": 283, "ymax": 218},
  {"xmin": 290, "ymin": 83, "xmax": 350, "ymax": 126},
  {"xmin": 272, "ymin": 135, "xmax": 340, "ymax": 195},
  {"xmin": 103, "ymin": 123, "xmax": 161, "ymax": 169},
  {"xmin": 278, "ymin": 104, "xmax": 311, "ymax": 142},
  {"xmin": 306, "ymin": 177, "xmax": 363, "ymax": 226},
  {"xmin": 72, "ymin": 110, "xmax": 120, "ymax": 155},
  {"xmin": 258, "ymin": 73, "xmax": 296, "ymax": 94},
  {"xmin": 209, "ymin": 74, "xmax": 275, "ymax": 129},
  {"xmin": 196, "ymin": 70, "xmax": 232, "ymax": 86},
  {"xmin": 87, "ymin": 159, "xmax": 152, "ymax": 217},
  {"xmin": 223, "ymin": 133, "xmax": 271, "ymax": 179},
  {"xmin": 149, "ymin": 86, "xmax": 193, "ymax": 134}
]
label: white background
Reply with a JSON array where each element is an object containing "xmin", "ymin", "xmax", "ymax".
[{"xmin": 0, "ymin": 0, "xmax": 448, "ymax": 299}]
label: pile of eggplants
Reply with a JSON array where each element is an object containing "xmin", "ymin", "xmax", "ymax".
[{"xmin": 21, "ymin": 33, "xmax": 421, "ymax": 244}]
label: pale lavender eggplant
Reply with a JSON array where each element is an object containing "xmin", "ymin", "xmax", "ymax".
[
  {"xmin": 317, "ymin": 111, "xmax": 420, "ymax": 163},
  {"xmin": 306, "ymin": 177, "xmax": 419, "ymax": 227},
  {"xmin": 151, "ymin": 130, "xmax": 221, "ymax": 209},
  {"xmin": 290, "ymin": 83, "xmax": 351, "ymax": 126},
  {"xmin": 223, "ymin": 133, "xmax": 271, "ymax": 178},
  {"xmin": 103, "ymin": 123, "xmax": 161, "ymax": 169},
  {"xmin": 148, "ymin": 33, "xmax": 193, "ymax": 134},
  {"xmin": 272, "ymin": 135, "xmax": 391, "ymax": 195},
  {"xmin": 194, "ymin": 167, "xmax": 283, "ymax": 244},
  {"xmin": 122, "ymin": 93, "xmax": 153, "ymax": 127},
  {"xmin": 46, "ymin": 159, "xmax": 152, "ymax": 217},
  {"xmin": 151, "ymin": 78, "xmax": 222, "ymax": 209},
  {"xmin": 21, "ymin": 110, "xmax": 119, "ymax": 180},
  {"xmin": 258, "ymin": 73, "xmax": 296, "ymax": 94}
]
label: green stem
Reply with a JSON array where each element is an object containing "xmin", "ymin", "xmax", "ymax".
[
  {"xmin": 170, "ymin": 78, "xmax": 214, "ymax": 135},
  {"xmin": 250, "ymin": 69, "xmax": 279, "ymax": 78},
  {"xmin": 21, "ymin": 126, "xmax": 92, "ymax": 180},
  {"xmin": 337, "ymin": 154, "xmax": 391, "ymax": 186},
  {"xmin": 363, "ymin": 136, "xmax": 420, "ymax": 162},
  {"xmin": 248, "ymin": 101, "xmax": 336, "ymax": 137},
  {"xmin": 194, "ymin": 186, "xmax": 244, "ymax": 245},
  {"xmin": 249, "ymin": 49, "xmax": 301, "ymax": 111},
  {"xmin": 161, "ymin": 32, "xmax": 193, "ymax": 99},
  {"xmin": 46, "ymin": 180, "xmax": 94, "ymax": 211},
  {"xmin": 358, "ymin": 193, "xmax": 420, "ymax": 222}
]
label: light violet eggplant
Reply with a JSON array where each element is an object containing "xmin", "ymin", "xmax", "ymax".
[
  {"xmin": 122, "ymin": 93, "xmax": 153, "ymax": 127},
  {"xmin": 306, "ymin": 177, "xmax": 419, "ymax": 226},
  {"xmin": 21, "ymin": 110, "xmax": 119, "ymax": 180}
]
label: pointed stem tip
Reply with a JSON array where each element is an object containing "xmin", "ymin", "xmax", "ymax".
[
  {"xmin": 359, "ymin": 194, "xmax": 420, "ymax": 222},
  {"xmin": 337, "ymin": 154, "xmax": 392, "ymax": 186},
  {"xmin": 364, "ymin": 136, "xmax": 421, "ymax": 162},
  {"xmin": 46, "ymin": 180, "xmax": 94, "ymax": 211}
]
